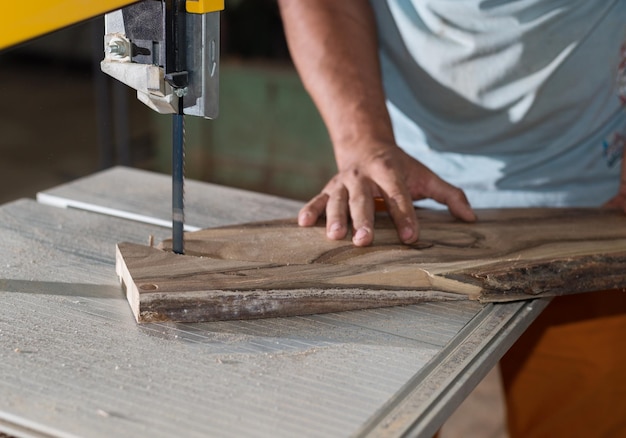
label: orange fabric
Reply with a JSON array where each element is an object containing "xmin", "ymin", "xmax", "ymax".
[{"xmin": 501, "ymin": 290, "xmax": 626, "ymax": 438}]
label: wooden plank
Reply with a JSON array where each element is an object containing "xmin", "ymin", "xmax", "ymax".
[
  {"xmin": 118, "ymin": 207, "xmax": 626, "ymax": 323},
  {"xmin": 116, "ymin": 241, "xmax": 465, "ymax": 323}
]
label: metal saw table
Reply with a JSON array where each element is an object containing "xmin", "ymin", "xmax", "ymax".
[{"xmin": 0, "ymin": 167, "xmax": 549, "ymax": 438}]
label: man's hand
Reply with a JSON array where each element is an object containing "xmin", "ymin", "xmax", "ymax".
[{"xmin": 298, "ymin": 141, "xmax": 476, "ymax": 246}]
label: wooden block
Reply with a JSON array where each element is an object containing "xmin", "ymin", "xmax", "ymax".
[{"xmin": 116, "ymin": 208, "xmax": 626, "ymax": 323}]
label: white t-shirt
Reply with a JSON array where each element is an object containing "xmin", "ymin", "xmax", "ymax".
[{"xmin": 371, "ymin": 0, "xmax": 626, "ymax": 207}]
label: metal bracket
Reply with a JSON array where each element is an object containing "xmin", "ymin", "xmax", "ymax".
[{"xmin": 101, "ymin": 2, "xmax": 219, "ymax": 119}]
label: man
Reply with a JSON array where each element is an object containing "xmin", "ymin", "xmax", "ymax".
[{"xmin": 277, "ymin": 1, "xmax": 626, "ymax": 436}]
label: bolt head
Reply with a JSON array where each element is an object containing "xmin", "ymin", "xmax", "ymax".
[
  {"xmin": 106, "ymin": 38, "xmax": 129, "ymax": 59},
  {"xmin": 174, "ymin": 87, "xmax": 189, "ymax": 97}
]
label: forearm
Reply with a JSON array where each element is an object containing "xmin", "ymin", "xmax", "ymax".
[{"xmin": 277, "ymin": 0, "xmax": 395, "ymax": 168}]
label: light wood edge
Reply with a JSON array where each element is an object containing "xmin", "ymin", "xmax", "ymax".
[{"xmin": 115, "ymin": 243, "xmax": 141, "ymax": 323}]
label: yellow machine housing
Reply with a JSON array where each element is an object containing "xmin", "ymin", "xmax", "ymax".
[{"xmin": 0, "ymin": 0, "xmax": 224, "ymax": 51}]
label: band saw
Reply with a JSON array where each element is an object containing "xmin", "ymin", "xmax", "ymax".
[{"xmin": 3, "ymin": 2, "xmax": 626, "ymax": 325}]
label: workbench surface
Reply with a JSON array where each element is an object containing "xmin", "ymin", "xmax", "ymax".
[{"xmin": 0, "ymin": 167, "xmax": 548, "ymax": 438}]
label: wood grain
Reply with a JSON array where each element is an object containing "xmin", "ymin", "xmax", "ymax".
[{"xmin": 117, "ymin": 208, "xmax": 626, "ymax": 323}]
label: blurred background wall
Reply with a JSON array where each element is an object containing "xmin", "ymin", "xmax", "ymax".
[{"xmin": 0, "ymin": 0, "xmax": 335, "ymax": 204}]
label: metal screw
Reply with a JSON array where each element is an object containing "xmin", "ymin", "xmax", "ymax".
[
  {"xmin": 174, "ymin": 87, "xmax": 188, "ymax": 97},
  {"xmin": 106, "ymin": 38, "xmax": 128, "ymax": 59}
]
